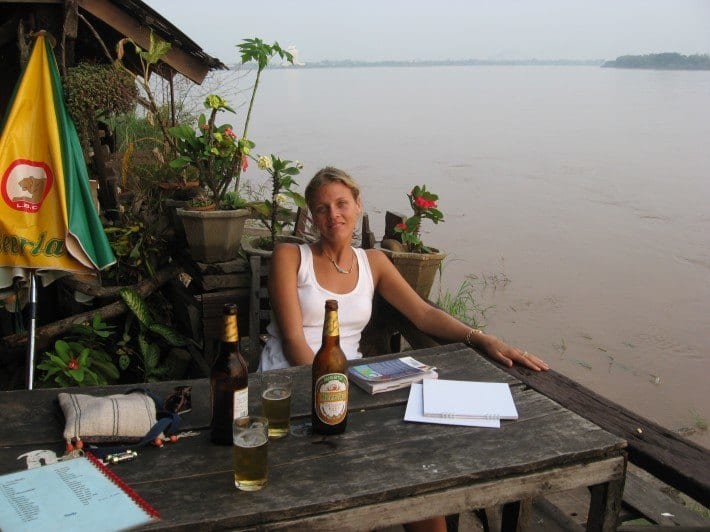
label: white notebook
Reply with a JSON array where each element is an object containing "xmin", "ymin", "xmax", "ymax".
[
  {"xmin": 404, "ymin": 383, "xmax": 500, "ymax": 427},
  {"xmin": 422, "ymin": 379, "xmax": 518, "ymax": 420}
]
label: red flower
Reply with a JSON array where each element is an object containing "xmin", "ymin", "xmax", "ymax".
[
  {"xmin": 241, "ymin": 156, "xmax": 249, "ymax": 172},
  {"xmin": 67, "ymin": 358, "xmax": 80, "ymax": 370},
  {"xmin": 225, "ymin": 127, "xmax": 236, "ymax": 139},
  {"xmin": 414, "ymin": 196, "xmax": 436, "ymax": 209},
  {"xmin": 395, "ymin": 222, "xmax": 407, "ymax": 230}
]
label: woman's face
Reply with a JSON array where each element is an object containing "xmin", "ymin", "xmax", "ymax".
[{"xmin": 309, "ymin": 181, "xmax": 361, "ymax": 243}]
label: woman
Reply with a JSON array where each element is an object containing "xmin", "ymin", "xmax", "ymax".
[
  {"xmin": 260, "ymin": 167, "xmax": 549, "ymax": 532},
  {"xmin": 260, "ymin": 166, "xmax": 549, "ymax": 373}
]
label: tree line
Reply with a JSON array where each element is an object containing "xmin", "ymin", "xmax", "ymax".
[{"xmin": 603, "ymin": 53, "xmax": 710, "ymax": 70}]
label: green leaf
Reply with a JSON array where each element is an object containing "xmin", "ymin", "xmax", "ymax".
[
  {"xmin": 149, "ymin": 323, "xmax": 185, "ymax": 346},
  {"xmin": 54, "ymin": 340, "xmax": 71, "ymax": 361},
  {"xmin": 144, "ymin": 343, "xmax": 160, "ymax": 369},
  {"xmin": 78, "ymin": 348, "xmax": 90, "ymax": 367},
  {"xmin": 119, "ymin": 354, "xmax": 131, "ymax": 371},
  {"xmin": 119, "ymin": 288, "xmax": 153, "ymax": 328},
  {"xmin": 68, "ymin": 368, "xmax": 85, "ymax": 383},
  {"xmin": 47, "ymin": 354, "xmax": 68, "ymax": 368},
  {"xmin": 90, "ymin": 359, "xmax": 120, "ymax": 381}
]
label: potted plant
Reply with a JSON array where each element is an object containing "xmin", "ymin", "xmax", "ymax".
[
  {"xmin": 168, "ymin": 94, "xmax": 251, "ymax": 262},
  {"xmin": 169, "ymin": 38, "xmax": 295, "ymax": 262},
  {"xmin": 241, "ymin": 155, "xmax": 307, "ymax": 257},
  {"xmin": 381, "ymin": 185, "xmax": 446, "ymax": 299}
]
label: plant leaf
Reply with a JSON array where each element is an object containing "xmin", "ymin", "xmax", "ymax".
[{"xmin": 120, "ymin": 288, "xmax": 153, "ymax": 328}]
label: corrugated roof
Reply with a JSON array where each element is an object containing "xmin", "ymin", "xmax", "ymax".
[{"xmin": 111, "ymin": 0, "xmax": 227, "ymax": 71}]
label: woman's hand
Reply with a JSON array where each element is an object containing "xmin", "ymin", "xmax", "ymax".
[{"xmin": 478, "ymin": 334, "xmax": 550, "ymax": 372}]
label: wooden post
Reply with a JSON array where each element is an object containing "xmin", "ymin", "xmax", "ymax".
[{"xmin": 61, "ymin": 0, "xmax": 79, "ymax": 72}]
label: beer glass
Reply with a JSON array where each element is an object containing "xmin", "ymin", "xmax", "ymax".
[
  {"xmin": 261, "ymin": 374, "xmax": 292, "ymax": 439},
  {"xmin": 233, "ymin": 416, "xmax": 268, "ymax": 491}
]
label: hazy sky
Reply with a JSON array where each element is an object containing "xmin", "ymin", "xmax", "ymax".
[{"xmin": 142, "ymin": 0, "xmax": 710, "ymax": 63}]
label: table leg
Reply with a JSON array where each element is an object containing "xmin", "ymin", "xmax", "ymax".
[
  {"xmin": 500, "ymin": 499, "xmax": 533, "ymax": 532},
  {"xmin": 586, "ymin": 476, "xmax": 626, "ymax": 532}
]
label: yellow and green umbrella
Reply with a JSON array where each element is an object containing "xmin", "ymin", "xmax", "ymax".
[{"xmin": 0, "ymin": 33, "xmax": 116, "ymax": 387}]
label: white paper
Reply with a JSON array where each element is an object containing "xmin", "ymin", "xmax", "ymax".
[
  {"xmin": 404, "ymin": 383, "xmax": 500, "ymax": 427},
  {"xmin": 422, "ymin": 379, "xmax": 519, "ymax": 420}
]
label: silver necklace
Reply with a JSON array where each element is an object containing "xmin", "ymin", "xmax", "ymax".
[{"xmin": 323, "ymin": 248, "xmax": 356, "ymax": 274}]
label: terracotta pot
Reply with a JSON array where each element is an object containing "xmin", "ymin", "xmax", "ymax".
[
  {"xmin": 177, "ymin": 208, "xmax": 250, "ymax": 263},
  {"xmin": 380, "ymin": 247, "xmax": 446, "ymax": 300}
]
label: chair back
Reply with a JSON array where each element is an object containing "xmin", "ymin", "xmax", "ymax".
[{"xmin": 248, "ymin": 254, "xmax": 270, "ymax": 371}]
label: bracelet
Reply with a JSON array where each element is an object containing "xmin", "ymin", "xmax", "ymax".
[{"xmin": 464, "ymin": 328, "xmax": 482, "ymax": 347}]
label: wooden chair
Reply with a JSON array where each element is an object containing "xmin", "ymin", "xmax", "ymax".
[{"xmin": 247, "ymin": 254, "xmax": 270, "ymax": 372}]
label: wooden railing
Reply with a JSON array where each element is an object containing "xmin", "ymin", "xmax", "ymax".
[{"xmin": 385, "ymin": 306, "xmax": 710, "ymax": 508}]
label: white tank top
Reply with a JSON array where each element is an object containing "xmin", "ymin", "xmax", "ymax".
[{"xmin": 259, "ymin": 244, "xmax": 375, "ymax": 371}]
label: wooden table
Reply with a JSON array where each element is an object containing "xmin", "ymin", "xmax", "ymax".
[{"xmin": 0, "ymin": 344, "xmax": 627, "ymax": 531}]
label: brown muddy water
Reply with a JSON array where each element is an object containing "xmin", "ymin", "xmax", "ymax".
[{"xmin": 211, "ymin": 65, "xmax": 710, "ymax": 448}]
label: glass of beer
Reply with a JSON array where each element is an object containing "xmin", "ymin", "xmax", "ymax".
[
  {"xmin": 233, "ymin": 416, "xmax": 268, "ymax": 491},
  {"xmin": 261, "ymin": 373, "xmax": 292, "ymax": 439}
]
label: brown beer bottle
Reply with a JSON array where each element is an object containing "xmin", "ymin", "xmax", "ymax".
[
  {"xmin": 210, "ymin": 303, "xmax": 249, "ymax": 445},
  {"xmin": 311, "ymin": 299, "xmax": 349, "ymax": 435}
]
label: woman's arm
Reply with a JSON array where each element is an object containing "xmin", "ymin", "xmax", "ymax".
[
  {"xmin": 267, "ymin": 244, "xmax": 316, "ymax": 366},
  {"xmin": 367, "ymin": 249, "xmax": 549, "ymax": 371}
]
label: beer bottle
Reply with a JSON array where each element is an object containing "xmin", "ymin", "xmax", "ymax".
[
  {"xmin": 311, "ymin": 299, "xmax": 349, "ymax": 435},
  {"xmin": 210, "ymin": 303, "xmax": 249, "ymax": 445}
]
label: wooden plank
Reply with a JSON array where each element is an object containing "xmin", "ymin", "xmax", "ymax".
[
  {"xmin": 258, "ymin": 458, "xmax": 625, "ymax": 532},
  {"xmin": 198, "ymin": 273, "xmax": 250, "ymax": 292},
  {"xmin": 621, "ymin": 471, "xmax": 709, "ymax": 526}
]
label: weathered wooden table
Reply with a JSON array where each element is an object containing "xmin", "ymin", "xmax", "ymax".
[{"xmin": 0, "ymin": 344, "xmax": 627, "ymax": 531}]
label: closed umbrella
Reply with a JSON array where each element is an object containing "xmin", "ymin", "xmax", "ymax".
[{"xmin": 0, "ymin": 33, "xmax": 116, "ymax": 388}]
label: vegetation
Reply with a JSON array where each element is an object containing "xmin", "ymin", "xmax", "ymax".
[
  {"xmin": 250, "ymin": 155, "xmax": 306, "ymax": 249},
  {"xmin": 436, "ymin": 273, "xmax": 492, "ymax": 330},
  {"xmin": 603, "ymin": 53, "xmax": 710, "ymax": 70},
  {"xmin": 37, "ymin": 315, "xmax": 120, "ymax": 387},
  {"xmin": 63, "ymin": 62, "xmax": 137, "ymax": 157},
  {"xmin": 116, "ymin": 288, "xmax": 186, "ymax": 382}
]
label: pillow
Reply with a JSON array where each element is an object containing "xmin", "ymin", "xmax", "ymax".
[{"xmin": 58, "ymin": 391, "xmax": 158, "ymax": 444}]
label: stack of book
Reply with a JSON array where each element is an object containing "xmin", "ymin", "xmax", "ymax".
[
  {"xmin": 404, "ymin": 379, "xmax": 519, "ymax": 428},
  {"xmin": 348, "ymin": 356, "xmax": 438, "ymax": 394}
]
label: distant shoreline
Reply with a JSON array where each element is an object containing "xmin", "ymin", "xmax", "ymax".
[
  {"xmin": 231, "ymin": 59, "xmax": 605, "ymax": 70},
  {"xmin": 230, "ymin": 53, "xmax": 710, "ymax": 71}
]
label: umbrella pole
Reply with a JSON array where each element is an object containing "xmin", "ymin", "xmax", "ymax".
[{"xmin": 26, "ymin": 270, "xmax": 38, "ymax": 390}]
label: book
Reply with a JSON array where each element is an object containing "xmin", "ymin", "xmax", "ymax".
[
  {"xmin": 0, "ymin": 453, "xmax": 159, "ymax": 532},
  {"xmin": 404, "ymin": 383, "xmax": 500, "ymax": 427},
  {"xmin": 422, "ymin": 379, "xmax": 519, "ymax": 420},
  {"xmin": 348, "ymin": 356, "xmax": 438, "ymax": 394}
]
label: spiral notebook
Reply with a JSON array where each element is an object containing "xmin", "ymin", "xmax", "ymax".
[
  {"xmin": 0, "ymin": 453, "xmax": 159, "ymax": 531},
  {"xmin": 422, "ymin": 379, "xmax": 519, "ymax": 420}
]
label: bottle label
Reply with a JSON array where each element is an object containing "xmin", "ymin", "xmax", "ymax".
[
  {"xmin": 314, "ymin": 373, "xmax": 348, "ymax": 424},
  {"xmin": 233, "ymin": 388, "xmax": 248, "ymax": 420}
]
